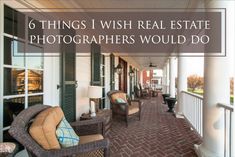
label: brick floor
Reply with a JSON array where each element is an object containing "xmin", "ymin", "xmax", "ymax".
[{"xmin": 107, "ymin": 96, "xmax": 202, "ymax": 157}]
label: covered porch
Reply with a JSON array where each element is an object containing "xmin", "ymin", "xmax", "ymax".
[{"xmin": 0, "ymin": 0, "xmax": 234, "ymax": 157}]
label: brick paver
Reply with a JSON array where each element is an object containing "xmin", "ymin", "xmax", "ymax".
[{"xmin": 108, "ymin": 96, "xmax": 202, "ymax": 157}]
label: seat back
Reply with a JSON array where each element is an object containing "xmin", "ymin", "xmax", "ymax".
[
  {"xmin": 107, "ymin": 90, "xmax": 128, "ymax": 107},
  {"xmin": 9, "ymin": 105, "xmax": 51, "ymax": 157}
]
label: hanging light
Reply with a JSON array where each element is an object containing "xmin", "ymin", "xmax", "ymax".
[
  {"xmin": 115, "ymin": 63, "xmax": 123, "ymax": 75},
  {"xmin": 129, "ymin": 69, "xmax": 135, "ymax": 77}
]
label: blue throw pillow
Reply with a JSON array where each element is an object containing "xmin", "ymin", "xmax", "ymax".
[
  {"xmin": 115, "ymin": 98, "xmax": 126, "ymax": 103},
  {"xmin": 115, "ymin": 98, "xmax": 127, "ymax": 111},
  {"xmin": 56, "ymin": 117, "xmax": 79, "ymax": 147}
]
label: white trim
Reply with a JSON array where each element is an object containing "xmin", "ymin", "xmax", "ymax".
[
  {"xmin": 3, "ymin": 33, "xmax": 25, "ymax": 42},
  {"xmin": 2, "ymin": 126, "xmax": 10, "ymax": 131},
  {"xmin": 3, "ymin": 94, "xmax": 25, "ymax": 99},
  {"xmin": 3, "ymin": 65, "xmax": 26, "ymax": 69},
  {"xmin": 28, "ymin": 93, "xmax": 44, "ymax": 96}
]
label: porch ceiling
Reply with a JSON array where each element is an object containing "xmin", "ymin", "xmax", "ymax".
[
  {"xmin": 129, "ymin": 56, "xmax": 168, "ymax": 70},
  {"xmin": 15, "ymin": 0, "xmax": 198, "ymax": 10}
]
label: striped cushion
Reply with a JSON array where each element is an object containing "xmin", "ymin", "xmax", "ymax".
[{"xmin": 56, "ymin": 118, "xmax": 80, "ymax": 147}]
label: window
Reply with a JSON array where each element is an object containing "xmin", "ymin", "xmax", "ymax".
[
  {"xmin": 4, "ymin": 68, "xmax": 25, "ymax": 95},
  {"xmin": 4, "ymin": 5, "xmax": 25, "ymax": 39},
  {"xmin": 146, "ymin": 70, "xmax": 150, "ymax": 77},
  {"xmin": 1, "ymin": 5, "xmax": 44, "ymax": 142},
  {"xmin": 4, "ymin": 37, "xmax": 25, "ymax": 67},
  {"xmin": 3, "ymin": 97, "xmax": 25, "ymax": 127}
]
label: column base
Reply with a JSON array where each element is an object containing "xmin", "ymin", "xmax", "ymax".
[
  {"xmin": 194, "ymin": 144, "xmax": 222, "ymax": 157},
  {"xmin": 174, "ymin": 112, "xmax": 184, "ymax": 119}
]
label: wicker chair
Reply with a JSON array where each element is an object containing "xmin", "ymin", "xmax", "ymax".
[
  {"xmin": 8, "ymin": 105, "xmax": 110, "ymax": 157},
  {"xmin": 107, "ymin": 90, "xmax": 142, "ymax": 127},
  {"xmin": 138, "ymin": 83, "xmax": 150, "ymax": 98}
]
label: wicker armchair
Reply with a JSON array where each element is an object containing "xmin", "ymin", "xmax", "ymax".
[
  {"xmin": 8, "ymin": 105, "xmax": 110, "ymax": 157},
  {"xmin": 107, "ymin": 90, "xmax": 142, "ymax": 127},
  {"xmin": 138, "ymin": 83, "xmax": 150, "ymax": 98}
]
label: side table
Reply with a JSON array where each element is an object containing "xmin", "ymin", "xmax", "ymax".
[{"xmin": 80, "ymin": 109, "xmax": 112, "ymax": 136}]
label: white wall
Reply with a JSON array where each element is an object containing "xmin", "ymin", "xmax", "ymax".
[{"xmin": 76, "ymin": 56, "xmax": 91, "ymax": 118}]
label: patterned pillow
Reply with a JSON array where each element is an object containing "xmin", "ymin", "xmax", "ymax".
[
  {"xmin": 56, "ymin": 118, "xmax": 80, "ymax": 147},
  {"xmin": 115, "ymin": 98, "xmax": 127, "ymax": 111},
  {"xmin": 115, "ymin": 98, "xmax": 126, "ymax": 103}
]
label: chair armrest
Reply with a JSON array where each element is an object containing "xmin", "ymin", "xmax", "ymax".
[
  {"xmin": 130, "ymin": 100, "xmax": 143, "ymax": 111},
  {"xmin": 70, "ymin": 118, "xmax": 103, "ymax": 127},
  {"xmin": 48, "ymin": 138, "xmax": 110, "ymax": 157}
]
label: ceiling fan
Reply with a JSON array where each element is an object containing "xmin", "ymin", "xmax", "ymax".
[
  {"xmin": 148, "ymin": 62, "xmax": 157, "ymax": 68},
  {"xmin": 144, "ymin": 58, "xmax": 157, "ymax": 68}
]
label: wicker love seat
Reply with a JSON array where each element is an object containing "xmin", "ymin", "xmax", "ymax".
[{"xmin": 8, "ymin": 105, "xmax": 110, "ymax": 157}]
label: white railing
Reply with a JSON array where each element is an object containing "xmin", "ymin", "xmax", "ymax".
[
  {"xmin": 182, "ymin": 91, "xmax": 234, "ymax": 157},
  {"xmin": 181, "ymin": 91, "xmax": 203, "ymax": 137},
  {"xmin": 217, "ymin": 103, "xmax": 234, "ymax": 157}
]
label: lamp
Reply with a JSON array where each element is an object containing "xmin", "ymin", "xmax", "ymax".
[
  {"xmin": 129, "ymin": 69, "xmax": 135, "ymax": 77},
  {"xmin": 115, "ymin": 63, "xmax": 123, "ymax": 75},
  {"xmin": 87, "ymin": 86, "xmax": 102, "ymax": 117}
]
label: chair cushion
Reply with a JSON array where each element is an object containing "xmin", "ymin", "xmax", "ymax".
[
  {"xmin": 79, "ymin": 134, "xmax": 103, "ymax": 144},
  {"xmin": 128, "ymin": 104, "xmax": 139, "ymax": 115},
  {"xmin": 56, "ymin": 117, "xmax": 80, "ymax": 148},
  {"xmin": 29, "ymin": 106, "xmax": 64, "ymax": 150}
]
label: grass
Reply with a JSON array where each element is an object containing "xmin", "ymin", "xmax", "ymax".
[
  {"xmin": 188, "ymin": 88, "xmax": 203, "ymax": 95},
  {"xmin": 187, "ymin": 88, "xmax": 234, "ymax": 104}
]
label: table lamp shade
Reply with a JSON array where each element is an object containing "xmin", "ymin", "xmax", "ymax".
[{"xmin": 87, "ymin": 86, "xmax": 102, "ymax": 98}]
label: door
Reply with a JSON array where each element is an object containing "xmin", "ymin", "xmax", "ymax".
[
  {"xmin": 129, "ymin": 66, "xmax": 133, "ymax": 96},
  {"xmin": 110, "ymin": 53, "xmax": 115, "ymax": 90},
  {"xmin": 60, "ymin": 29, "xmax": 77, "ymax": 122},
  {"xmin": 119, "ymin": 57, "xmax": 127, "ymax": 92}
]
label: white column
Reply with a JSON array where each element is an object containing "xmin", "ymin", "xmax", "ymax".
[
  {"xmin": 194, "ymin": 1, "xmax": 233, "ymax": 156},
  {"xmin": 195, "ymin": 56, "xmax": 230, "ymax": 157},
  {"xmin": 162, "ymin": 66, "xmax": 166, "ymax": 93},
  {"xmin": 169, "ymin": 57, "xmax": 176, "ymax": 98},
  {"xmin": 232, "ymin": 78, "xmax": 235, "ymax": 157},
  {"xmin": 233, "ymin": 76, "xmax": 235, "ymax": 157},
  {"xmin": 166, "ymin": 60, "xmax": 170, "ymax": 93},
  {"xmin": 176, "ymin": 57, "xmax": 187, "ymax": 117}
]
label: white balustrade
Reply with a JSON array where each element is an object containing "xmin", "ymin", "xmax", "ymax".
[
  {"xmin": 181, "ymin": 91, "xmax": 203, "ymax": 137},
  {"xmin": 182, "ymin": 91, "xmax": 234, "ymax": 157}
]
